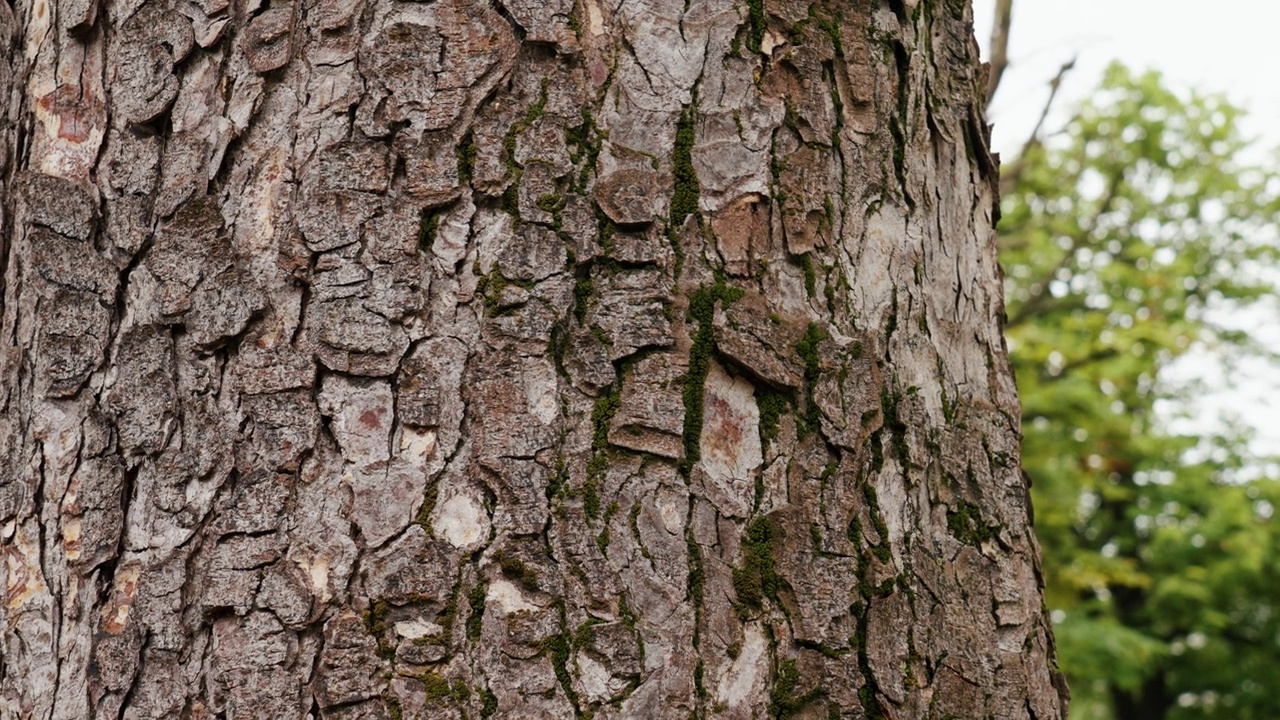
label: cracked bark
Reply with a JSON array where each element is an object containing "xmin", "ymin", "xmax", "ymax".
[{"xmin": 0, "ymin": 0, "xmax": 1067, "ymax": 718}]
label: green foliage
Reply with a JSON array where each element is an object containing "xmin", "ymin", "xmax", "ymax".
[{"xmin": 1001, "ymin": 63, "xmax": 1280, "ymax": 719}]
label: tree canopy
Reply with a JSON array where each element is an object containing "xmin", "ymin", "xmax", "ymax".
[{"xmin": 999, "ymin": 63, "xmax": 1280, "ymax": 719}]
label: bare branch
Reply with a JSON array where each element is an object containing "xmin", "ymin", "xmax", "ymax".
[
  {"xmin": 985, "ymin": 0, "xmax": 1014, "ymax": 107},
  {"xmin": 999, "ymin": 57, "xmax": 1076, "ymax": 197}
]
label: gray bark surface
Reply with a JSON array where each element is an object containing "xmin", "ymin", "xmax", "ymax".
[{"xmin": 0, "ymin": 0, "xmax": 1067, "ymax": 717}]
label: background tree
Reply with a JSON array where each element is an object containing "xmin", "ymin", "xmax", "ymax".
[
  {"xmin": 1000, "ymin": 63, "xmax": 1280, "ymax": 719},
  {"xmin": 0, "ymin": 1, "xmax": 1065, "ymax": 718}
]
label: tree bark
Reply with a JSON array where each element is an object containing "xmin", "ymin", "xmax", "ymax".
[{"xmin": 0, "ymin": 0, "xmax": 1067, "ymax": 718}]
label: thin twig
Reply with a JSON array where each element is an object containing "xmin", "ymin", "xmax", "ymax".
[
  {"xmin": 985, "ymin": 0, "xmax": 1014, "ymax": 107},
  {"xmin": 999, "ymin": 57, "xmax": 1076, "ymax": 197}
]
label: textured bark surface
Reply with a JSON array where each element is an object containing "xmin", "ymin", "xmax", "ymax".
[{"xmin": 0, "ymin": 0, "xmax": 1067, "ymax": 718}]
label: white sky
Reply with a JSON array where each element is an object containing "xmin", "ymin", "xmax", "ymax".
[
  {"xmin": 973, "ymin": 0, "xmax": 1280, "ymax": 158},
  {"xmin": 970, "ymin": 0, "xmax": 1280, "ymax": 455}
]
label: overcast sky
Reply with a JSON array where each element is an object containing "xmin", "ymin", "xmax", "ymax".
[
  {"xmin": 973, "ymin": 0, "xmax": 1280, "ymax": 156},
  {"xmin": 970, "ymin": 0, "xmax": 1280, "ymax": 455}
]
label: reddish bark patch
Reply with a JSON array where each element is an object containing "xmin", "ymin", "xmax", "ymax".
[
  {"xmin": 703, "ymin": 393, "xmax": 745, "ymax": 459},
  {"xmin": 36, "ymin": 85, "xmax": 105, "ymax": 143}
]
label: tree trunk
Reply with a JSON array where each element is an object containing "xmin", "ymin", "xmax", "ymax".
[{"xmin": 0, "ymin": 0, "xmax": 1067, "ymax": 717}]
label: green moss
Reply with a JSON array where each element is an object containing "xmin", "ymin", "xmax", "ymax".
[
  {"xmin": 732, "ymin": 516, "xmax": 784, "ymax": 611},
  {"xmin": 573, "ymin": 618, "xmax": 599, "ymax": 649},
  {"xmin": 597, "ymin": 500, "xmax": 620, "ymax": 550},
  {"xmin": 418, "ymin": 207, "xmax": 444, "ymax": 252},
  {"xmin": 585, "ymin": 384, "xmax": 622, "ymax": 520},
  {"xmin": 549, "ymin": 453, "xmax": 569, "ymax": 502},
  {"xmin": 416, "ymin": 480, "xmax": 439, "ymax": 531},
  {"xmin": 543, "ymin": 602, "xmax": 581, "ymax": 714},
  {"xmin": 686, "ymin": 526, "xmax": 705, "ymax": 646},
  {"xmin": 537, "ymin": 192, "xmax": 565, "ymax": 215},
  {"xmin": 794, "ymin": 323, "xmax": 828, "ymax": 437},
  {"xmin": 386, "ymin": 694, "xmax": 404, "ymax": 720},
  {"xmin": 848, "ymin": 602, "xmax": 889, "ymax": 720},
  {"xmin": 618, "ymin": 595, "xmax": 638, "ymax": 633},
  {"xmin": 808, "ymin": 6, "xmax": 845, "ymax": 58},
  {"xmin": 745, "ymin": 0, "xmax": 766, "ymax": 54},
  {"xmin": 769, "ymin": 658, "xmax": 823, "ymax": 718},
  {"xmin": 566, "ymin": 109, "xmax": 604, "ymax": 192},
  {"xmin": 681, "ymin": 276, "xmax": 745, "ymax": 475},
  {"xmin": 583, "ymin": 477, "xmax": 602, "ymax": 521},
  {"xmin": 940, "ymin": 384, "xmax": 957, "ymax": 425},
  {"xmin": 428, "ymin": 572, "xmax": 462, "ymax": 647},
  {"xmin": 573, "ymin": 275, "xmax": 595, "ymax": 323},
  {"xmin": 796, "ymin": 254, "xmax": 817, "ymax": 298},
  {"xmin": 501, "ymin": 78, "xmax": 552, "ymax": 225},
  {"xmin": 467, "ymin": 580, "xmax": 488, "ymax": 642},
  {"xmin": 481, "ymin": 687, "xmax": 499, "ymax": 717},
  {"xmin": 809, "ymin": 523, "xmax": 824, "ymax": 552},
  {"xmin": 364, "ymin": 600, "xmax": 396, "ymax": 661},
  {"xmin": 783, "ymin": 97, "xmax": 800, "ymax": 132},
  {"xmin": 422, "ymin": 672, "xmax": 453, "ymax": 701},
  {"xmin": 859, "ymin": 686, "xmax": 887, "ymax": 720},
  {"xmin": 502, "ymin": 179, "xmax": 523, "ymax": 223},
  {"xmin": 593, "ymin": 203, "xmax": 619, "ymax": 257},
  {"xmin": 796, "ymin": 323, "xmax": 825, "ymax": 383},
  {"xmin": 670, "ymin": 102, "xmax": 701, "ymax": 231},
  {"xmin": 494, "ymin": 550, "xmax": 540, "ymax": 590},
  {"xmin": 591, "ymin": 379, "xmax": 622, "ymax": 453},
  {"xmin": 596, "ymin": 499, "xmax": 616, "ymax": 548},
  {"xmin": 757, "ymin": 390, "xmax": 791, "ymax": 450},
  {"xmin": 885, "ymin": 288, "xmax": 899, "ymax": 341},
  {"xmin": 477, "ymin": 268, "xmax": 509, "ymax": 317},
  {"xmin": 879, "ymin": 387, "xmax": 910, "ymax": 466},
  {"xmin": 947, "ymin": 501, "xmax": 997, "ymax": 546},
  {"xmin": 864, "ymin": 485, "xmax": 891, "ymax": 560},
  {"xmin": 888, "ymin": 115, "xmax": 907, "ymax": 200},
  {"xmin": 589, "ymin": 325, "xmax": 611, "ymax": 347},
  {"xmin": 457, "ymin": 132, "xmax": 477, "ymax": 186}
]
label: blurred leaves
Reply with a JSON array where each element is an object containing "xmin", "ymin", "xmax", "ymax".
[{"xmin": 1001, "ymin": 63, "xmax": 1280, "ymax": 719}]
